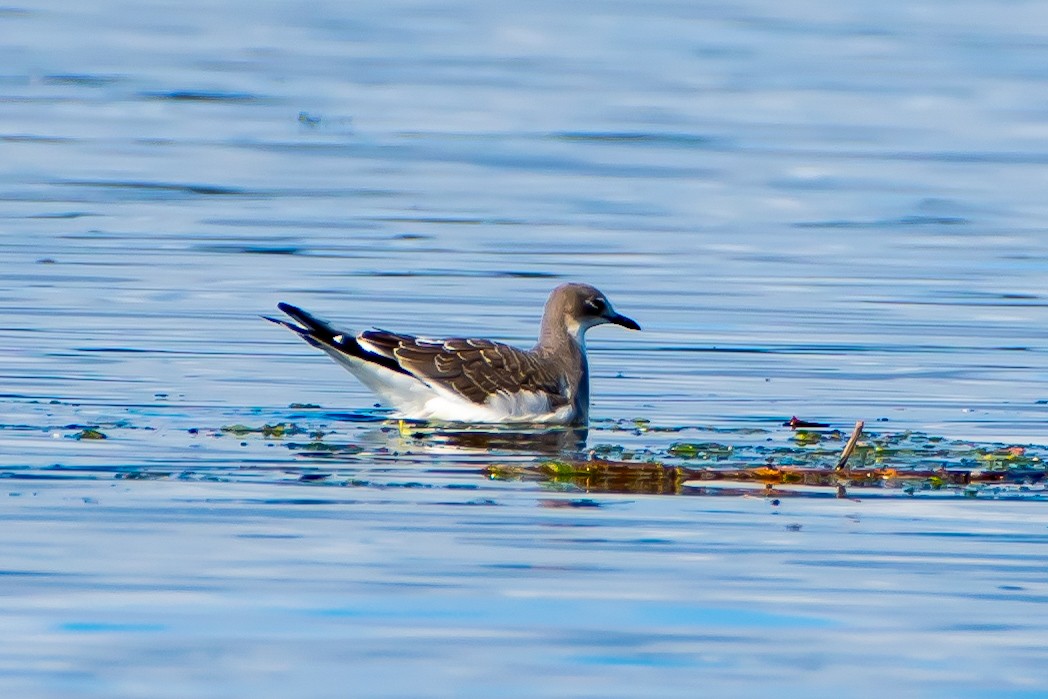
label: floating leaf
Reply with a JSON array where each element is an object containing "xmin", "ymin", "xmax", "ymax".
[
  {"xmin": 667, "ymin": 442, "xmax": 734, "ymax": 459},
  {"xmin": 262, "ymin": 423, "xmax": 286, "ymax": 437},
  {"xmin": 792, "ymin": 430, "xmax": 821, "ymax": 445},
  {"xmin": 220, "ymin": 422, "xmax": 305, "ymax": 438}
]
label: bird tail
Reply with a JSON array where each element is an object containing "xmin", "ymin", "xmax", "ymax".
[
  {"xmin": 262, "ymin": 302, "xmax": 343, "ymax": 350},
  {"xmin": 264, "ymin": 302, "xmax": 410, "ymax": 376}
]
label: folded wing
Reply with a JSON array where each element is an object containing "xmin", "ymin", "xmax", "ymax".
[{"xmin": 358, "ymin": 331, "xmax": 568, "ymax": 407}]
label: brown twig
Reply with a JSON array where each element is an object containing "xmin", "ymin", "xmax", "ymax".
[{"xmin": 834, "ymin": 420, "xmax": 865, "ymax": 471}]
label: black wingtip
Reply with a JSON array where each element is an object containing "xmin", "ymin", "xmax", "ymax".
[
  {"xmin": 276, "ymin": 302, "xmax": 312, "ymax": 326},
  {"xmin": 274, "ymin": 302, "xmax": 339, "ymax": 341},
  {"xmin": 268, "ymin": 302, "xmax": 413, "ymax": 377},
  {"xmin": 262, "ymin": 312, "xmax": 312, "ymax": 344}
]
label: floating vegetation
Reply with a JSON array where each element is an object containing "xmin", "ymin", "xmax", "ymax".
[
  {"xmin": 286, "ymin": 441, "xmax": 365, "ymax": 458},
  {"xmin": 114, "ymin": 471, "xmax": 170, "ymax": 480},
  {"xmin": 7, "ymin": 400, "xmax": 1043, "ymax": 500},
  {"xmin": 486, "ymin": 421, "xmax": 1048, "ymax": 499},
  {"xmin": 666, "ymin": 442, "xmax": 734, "ymax": 459},
  {"xmin": 489, "ymin": 460, "xmax": 689, "ymax": 496},
  {"xmin": 586, "ymin": 418, "xmax": 673, "ymax": 434},
  {"xmin": 220, "ymin": 422, "xmax": 306, "ymax": 438},
  {"xmin": 488, "ymin": 454, "xmax": 1047, "ymax": 498}
]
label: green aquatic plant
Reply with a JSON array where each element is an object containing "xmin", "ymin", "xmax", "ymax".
[
  {"xmin": 54, "ymin": 405, "xmax": 1047, "ymax": 499},
  {"xmin": 481, "ymin": 421, "xmax": 1048, "ymax": 498},
  {"xmin": 666, "ymin": 442, "xmax": 734, "ymax": 459},
  {"xmin": 221, "ymin": 424, "xmax": 256, "ymax": 436},
  {"xmin": 220, "ymin": 422, "xmax": 306, "ymax": 438}
]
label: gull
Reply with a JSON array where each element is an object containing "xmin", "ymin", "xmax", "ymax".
[{"xmin": 265, "ymin": 283, "xmax": 640, "ymax": 426}]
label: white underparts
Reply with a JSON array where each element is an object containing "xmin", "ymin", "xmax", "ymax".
[{"xmin": 320, "ymin": 344, "xmax": 575, "ymax": 424}]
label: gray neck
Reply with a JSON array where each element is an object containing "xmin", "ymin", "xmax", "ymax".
[{"xmin": 536, "ymin": 316, "xmax": 590, "ymax": 425}]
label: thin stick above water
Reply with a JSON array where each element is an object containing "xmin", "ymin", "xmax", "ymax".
[{"xmin": 834, "ymin": 420, "xmax": 865, "ymax": 471}]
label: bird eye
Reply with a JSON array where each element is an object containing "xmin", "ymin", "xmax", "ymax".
[{"xmin": 585, "ymin": 297, "xmax": 606, "ymax": 314}]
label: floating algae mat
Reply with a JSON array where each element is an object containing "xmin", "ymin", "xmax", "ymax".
[
  {"xmin": 4, "ymin": 400, "xmax": 1046, "ymax": 500},
  {"xmin": 484, "ymin": 422, "xmax": 1048, "ymax": 499}
]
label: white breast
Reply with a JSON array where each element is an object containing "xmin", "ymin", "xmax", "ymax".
[{"xmin": 410, "ymin": 389, "xmax": 574, "ymax": 424}]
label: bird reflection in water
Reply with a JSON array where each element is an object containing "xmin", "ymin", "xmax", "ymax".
[{"xmin": 403, "ymin": 423, "xmax": 589, "ymax": 456}]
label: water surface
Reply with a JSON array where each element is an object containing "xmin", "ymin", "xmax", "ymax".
[{"xmin": 3, "ymin": 1, "xmax": 1048, "ymax": 697}]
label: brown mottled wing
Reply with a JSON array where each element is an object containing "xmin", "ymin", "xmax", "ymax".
[{"xmin": 358, "ymin": 331, "xmax": 567, "ymax": 406}]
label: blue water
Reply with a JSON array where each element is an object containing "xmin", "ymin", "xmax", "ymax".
[{"xmin": 3, "ymin": 1, "xmax": 1048, "ymax": 697}]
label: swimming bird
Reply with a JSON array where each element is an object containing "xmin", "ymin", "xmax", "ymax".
[{"xmin": 265, "ymin": 283, "xmax": 640, "ymax": 426}]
